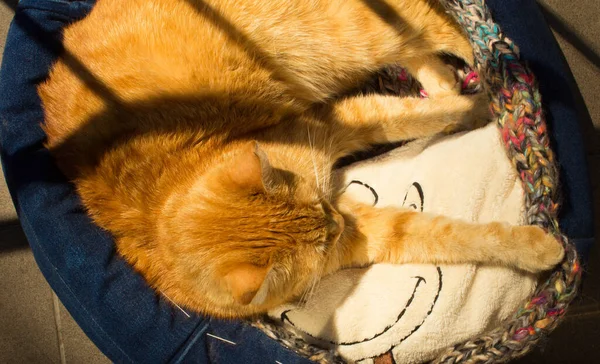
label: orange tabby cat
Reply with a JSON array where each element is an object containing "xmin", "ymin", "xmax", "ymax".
[{"xmin": 38, "ymin": 0, "xmax": 564, "ymax": 318}]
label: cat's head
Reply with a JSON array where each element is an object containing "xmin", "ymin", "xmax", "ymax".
[{"xmin": 163, "ymin": 141, "xmax": 343, "ymax": 318}]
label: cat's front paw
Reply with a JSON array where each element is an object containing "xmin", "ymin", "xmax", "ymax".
[{"xmin": 512, "ymin": 226, "xmax": 565, "ymax": 273}]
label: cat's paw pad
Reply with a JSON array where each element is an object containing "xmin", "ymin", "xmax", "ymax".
[{"xmin": 513, "ymin": 226, "xmax": 565, "ymax": 273}]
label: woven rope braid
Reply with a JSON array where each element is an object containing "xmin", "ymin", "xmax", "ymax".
[
  {"xmin": 433, "ymin": 0, "xmax": 582, "ymax": 362},
  {"xmin": 252, "ymin": 1, "xmax": 582, "ymax": 362}
]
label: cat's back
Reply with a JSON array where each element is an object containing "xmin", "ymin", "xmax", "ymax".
[
  {"xmin": 39, "ymin": 0, "xmax": 288, "ymax": 147},
  {"xmin": 39, "ymin": 0, "xmax": 454, "ymax": 146}
]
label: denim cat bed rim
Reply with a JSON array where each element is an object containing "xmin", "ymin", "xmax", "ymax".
[{"xmin": 252, "ymin": 0, "xmax": 582, "ymax": 362}]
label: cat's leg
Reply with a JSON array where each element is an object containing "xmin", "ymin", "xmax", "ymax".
[
  {"xmin": 333, "ymin": 197, "xmax": 564, "ymax": 273},
  {"xmin": 325, "ymin": 92, "xmax": 489, "ymax": 152},
  {"xmin": 375, "ymin": 0, "xmax": 475, "ymax": 97}
]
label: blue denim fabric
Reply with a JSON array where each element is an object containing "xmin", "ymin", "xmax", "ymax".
[
  {"xmin": 0, "ymin": 0, "xmax": 312, "ymax": 363},
  {"xmin": 0, "ymin": 0, "xmax": 593, "ymax": 363}
]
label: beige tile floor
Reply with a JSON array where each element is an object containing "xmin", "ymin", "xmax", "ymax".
[{"xmin": 0, "ymin": 0, "xmax": 598, "ymax": 362}]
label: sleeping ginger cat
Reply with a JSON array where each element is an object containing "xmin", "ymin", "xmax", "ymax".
[{"xmin": 38, "ymin": 0, "xmax": 564, "ymax": 318}]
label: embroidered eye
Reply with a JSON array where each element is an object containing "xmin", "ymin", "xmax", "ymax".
[
  {"xmin": 402, "ymin": 182, "xmax": 424, "ymax": 212},
  {"xmin": 346, "ymin": 180, "xmax": 378, "ymax": 206}
]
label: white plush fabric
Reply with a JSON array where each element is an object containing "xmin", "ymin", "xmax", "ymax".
[{"xmin": 268, "ymin": 123, "xmax": 538, "ymax": 363}]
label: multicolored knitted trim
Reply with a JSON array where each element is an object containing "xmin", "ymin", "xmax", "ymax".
[
  {"xmin": 253, "ymin": 0, "xmax": 582, "ymax": 362},
  {"xmin": 433, "ymin": 0, "xmax": 581, "ymax": 362}
]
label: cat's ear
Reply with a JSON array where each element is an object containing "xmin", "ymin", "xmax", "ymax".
[
  {"xmin": 224, "ymin": 263, "xmax": 273, "ymax": 306},
  {"xmin": 252, "ymin": 142, "xmax": 276, "ymax": 192},
  {"xmin": 228, "ymin": 141, "xmax": 276, "ymax": 194}
]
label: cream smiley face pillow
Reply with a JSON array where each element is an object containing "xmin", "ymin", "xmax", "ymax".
[{"xmin": 268, "ymin": 122, "xmax": 538, "ymax": 364}]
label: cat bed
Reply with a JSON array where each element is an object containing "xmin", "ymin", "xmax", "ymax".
[
  {"xmin": 0, "ymin": 0, "xmax": 589, "ymax": 363},
  {"xmin": 252, "ymin": 0, "xmax": 582, "ymax": 362}
]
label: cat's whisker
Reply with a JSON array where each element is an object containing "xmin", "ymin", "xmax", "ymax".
[
  {"xmin": 305, "ymin": 279, "xmax": 318, "ymax": 306},
  {"xmin": 306, "ymin": 123, "xmax": 320, "ymax": 192},
  {"xmin": 298, "ymin": 271, "xmax": 317, "ymax": 308},
  {"xmin": 299, "ymin": 274, "xmax": 315, "ymax": 307},
  {"xmin": 303, "ymin": 268, "xmax": 324, "ymax": 308},
  {"xmin": 206, "ymin": 333, "xmax": 237, "ymax": 345},
  {"xmin": 297, "ymin": 284, "xmax": 309, "ymax": 307},
  {"xmin": 298, "ymin": 257, "xmax": 326, "ymax": 309},
  {"xmin": 298, "ymin": 281, "xmax": 312, "ymax": 308},
  {"xmin": 158, "ymin": 289, "xmax": 191, "ymax": 318},
  {"xmin": 323, "ymin": 137, "xmax": 335, "ymax": 198},
  {"xmin": 320, "ymin": 160, "xmax": 328, "ymax": 197},
  {"xmin": 307, "ymin": 278, "xmax": 320, "ymax": 304}
]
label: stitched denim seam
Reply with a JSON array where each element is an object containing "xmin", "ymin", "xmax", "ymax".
[{"xmin": 170, "ymin": 322, "xmax": 210, "ymax": 364}]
